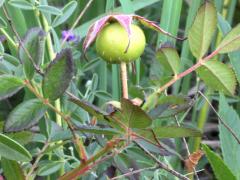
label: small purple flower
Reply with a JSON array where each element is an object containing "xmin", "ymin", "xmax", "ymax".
[
  {"xmin": 62, "ymin": 30, "xmax": 80, "ymax": 43},
  {"xmin": 0, "ymin": 35, "xmax": 6, "ymax": 43}
]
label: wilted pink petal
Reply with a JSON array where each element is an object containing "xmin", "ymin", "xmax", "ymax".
[
  {"xmin": 83, "ymin": 14, "xmax": 186, "ymax": 54},
  {"xmin": 112, "ymin": 15, "xmax": 133, "ymax": 37},
  {"xmin": 112, "ymin": 15, "xmax": 133, "ymax": 52},
  {"xmin": 83, "ymin": 16, "xmax": 111, "ymax": 52},
  {"xmin": 133, "ymin": 15, "xmax": 186, "ymax": 41}
]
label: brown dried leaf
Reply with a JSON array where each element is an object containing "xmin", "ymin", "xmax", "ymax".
[{"xmin": 185, "ymin": 150, "xmax": 204, "ymax": 172}]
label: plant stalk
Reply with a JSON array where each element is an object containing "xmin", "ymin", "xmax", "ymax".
[
  {"xmin": 59, "ymin": 139, "xmax": 121, "ymax": 180},
  {"xmin": 120, "ymin": 62, "xmax": 129, "ymax": 99}
]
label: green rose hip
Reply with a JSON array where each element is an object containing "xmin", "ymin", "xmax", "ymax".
[{"xmin": 96, "ymin": 22, "xmax": 146, "ymax": 64}]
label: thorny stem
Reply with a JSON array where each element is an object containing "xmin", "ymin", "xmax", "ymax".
[
  {"xmin": 120, "ymin": 62, "xmax": 129, "ymax": 99},
  {"xmin": 26, "ymin": 141, "xmax": 49, "ymax": 180},
  {"xmin": 61, "ymin": 0, "xmax": 95, "ymax": 47},
  {"xmin": 198, "ymin": 90, "xmax": 240, "ymax": 144},
  {"xmin": 136, "ymin": 142, "xmax": 190, "ymax": 180}
]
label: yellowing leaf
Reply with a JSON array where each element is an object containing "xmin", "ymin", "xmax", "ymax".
[
  {"xmin": 217, "ymin": 24, "xmax": 240, "ymax": 54},
  {"xmin": 156, "ymin": 47, "xmax": 180, "ymax": 75},
  {"xmin": 197, "ymin": 61, "xmax": 236, "ymax": 96},
  {"xmin": 188, "ymin": 2, "xmax": 217, "ymax": 59}
]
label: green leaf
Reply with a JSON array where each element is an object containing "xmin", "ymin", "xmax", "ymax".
[
  {"xmin": 0, "ymin": 41, "xmax": 4, "ymax": 53},
  {"xmin": 153, "ymin": 126, "xmax": 202, "ymax": 138},
  {"xmin": 157, "ymin": 0, "xmax": 183, "ymax": 44},
  {"xmin": 82, "ymin": 58, "xmax": 101, "ymax": 73},
  {"xmin": 19, "ymin": 27, "xmax": 45, "ymax": 79},
  {"xmin": 188, "ymin": 2, "xmax": 217, "ymax": 59},
  {"xmin": 8, "ymin": 0, "xmax": 34, "ymax": 10},
  {"xmin": 95, "ymin": 91, "xmax": 112, "ymax": 101},
  {"xmin": 0, "ymin": 133, "xmax": 32, "ymax": 162},
  {"xmin": 51, "ymin": 28, "xmax": 61, "ymax": 53},
  {"xmin": 4, "ymin": 99, "xmax": 47, "ymax": 132},
  {"xmin": 149, "ymin": 95, "xmax": 194, "ymax": 119},
  {"xmin": 119, "ymin": 0, "xmax": 134, "ymax": 13},
  {"xmin": 37, "ymin": 161, "xmax": 64, "ymax": 176},
  {"xmin": 43, "ymin": 49, "xmax": 74, "ymax": 101},
  {"xmin": 7, "ymin": 131, "xmax": 33, "ymax": 145},
  {"xmin": 68, "ymin": 93, "xmax": 124, "ymax": 131},
  {"xmin": 121, "ymin": 98, "xmax": 152, "ymax": 129},
  {"xmin": 68, "ymin": 93, "xmax": 108, "ymax": 120},
  {"xmin": 218, "ymin": 14, "xmax": 240, "ymax": 84},
  {"xmin": 37, "ymin": 5, "xmax": 62, "ymax": 15},
  {"xmin": 0, "ymin": 75, "xmax": 23, "ymax": 100},
  {"xmin": 217, "ymin": 24, "xmax": 240, "ymax": 54},
  {"xmin": 76, "ymin": 125, "xmax": 120, "ymax": 136},
  {"xmin": 202, "ymin": 144, "xmax": 237, "ymax": 180},
  {"xmin": 52, "ymin": 1, "xmax": 77, "ymax": 27},
  {"xmin": 219, "ymin": 94, "xmax": 240, "ymax": 179},
  {"xmin": 156, "ymin": 46, "xmax": 180, "ymax": 75},
  {"xmin": 197, "ymin": 60, "xmax": 236, "ymax": 95},
  {"xmin": 1, "ymin": 158, "xmax": 25, "ymax": 180},
  {"xmin": 0, "ymin": 16, "xmax": 7, "ymax": 28}
]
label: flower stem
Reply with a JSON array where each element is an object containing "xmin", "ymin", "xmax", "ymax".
[{"xmin": 120, "ymin": 62, "xmax": 128, "ymax": 99}]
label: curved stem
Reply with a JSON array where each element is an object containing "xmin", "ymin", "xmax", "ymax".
[
  {"xmin": 26, "ymin": 141, "xmax": 49, "ymax": 180},
  {"xmin": 120, "ymin": 62, "xmax": 128, "ymax": 99}
]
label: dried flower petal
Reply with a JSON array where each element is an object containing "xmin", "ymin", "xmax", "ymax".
[
  {"xmin": 133, "ymin": 15, "xmax": 186, "ymax": 41},
  {"xmin": 83, "ymin": 15, "xmax": 133, "ymax": 53},
  {"xmin": 83, "ymin": 14, "xmax": 186, "ymax": 53},
  {"xmin": 83, "ymin": 16, "xmax": 111, "ymax": 52}
]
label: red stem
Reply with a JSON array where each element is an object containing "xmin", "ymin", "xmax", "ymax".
[{"xmin": 157, "ymin": 49, "xmax": 219, "ymax": 93}]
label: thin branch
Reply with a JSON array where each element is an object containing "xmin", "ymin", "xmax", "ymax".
[
  {"xmin": 136, "ymin": 142, "xmax": 190, "ymax": 180},
  {"xmin": 61, "ymin": 0, "xmax": 95, "ymax": 47},
  {"xmin": 2, "ymin": 5, "xmax": 44, "ymax": 75},
  {"xmin": 23, "ymin": 80, "xmax": 79, "ymax": 144},
  {"xmin": 110, "ymin": 166, "xmax": 157, "ymax": 180},
  {"xmin": 174, "ymin": 116, "xmax": 200, "ymax": 180},
  {"xmin": 59, "ymin": 139, "xmax": 125, "ymax": 180},
  {"xmin": 26, "ymin": 141, "xmax": 49, "ymax": 180},
  {"xmin": 198, "ymin": 90, "xmax": 240, "ymax": 144}
]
